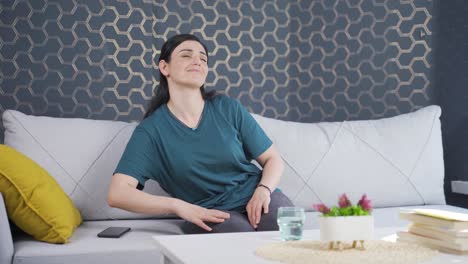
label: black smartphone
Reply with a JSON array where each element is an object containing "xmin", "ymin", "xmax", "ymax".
[{"xmin": 97, "ymin": 227, "xmax": 131, "ymax": 238}]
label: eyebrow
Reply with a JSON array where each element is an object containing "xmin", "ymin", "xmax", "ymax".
[{"xmin": 178, "ymin": 49, "xmax": 207, "ymax": 56}]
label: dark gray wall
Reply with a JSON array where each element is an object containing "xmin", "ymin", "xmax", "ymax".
[
  {"xmin": 434, "ymin": 0, "xmax": 468, "ymax": 207},
  {"xmin": 1, "ymin": 0, "xmax": 434, "ymax": 136},
  {"xmin": 0, "ymin": 0, "xmax": 155, "ymax": 142},
  {"xmin": 155, "ymin": 0, "xmax": 435, "ymax": 122}
]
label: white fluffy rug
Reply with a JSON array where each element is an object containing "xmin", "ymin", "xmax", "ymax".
[{"xmin": 255, "ymin": 240, "xmax": 437, "ymax": 264}]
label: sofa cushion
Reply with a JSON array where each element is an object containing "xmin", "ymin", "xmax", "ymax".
[
  {"xmin": 253, "ymin": 105, "xmax": 445, "ymax": 210},
  {"xmin": 12, "ymin": 218, "xmax": 185, "ymax": 264},
  {"xmin": 0, "ymin": 145, "xmax": 82, "ymax": 243},
  {"xmin": 2, "ymin": 110, "xmax": 171, "ymax": 221}
]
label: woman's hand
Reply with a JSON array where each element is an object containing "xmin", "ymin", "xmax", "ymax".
[
  {"xmin": 174, "ymin": 200, "xmax": 230, "ymax": 231},
  {"xmin": 246, "ymin": 187, "xmax": 271, "ymax": 228}
]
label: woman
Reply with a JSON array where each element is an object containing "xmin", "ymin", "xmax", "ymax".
[{"xmin": 107, "ymin": 34, "xmax": 293, "ymax": 233}]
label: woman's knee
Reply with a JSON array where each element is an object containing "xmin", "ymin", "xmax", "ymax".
[
  {"xmin": 257, "ymin": 190, "xmax": 294, "ymax": 231},
  {"xmin": 269, "ymin": 190, "xmax": 294, "ymax": 209},
  {"xmin": 211, "ymin": 211, "xmax": 255, "ymax": 233},
  {"xmin": 182, "ymin": 211, "xmax": 254, "ymax": 234}
]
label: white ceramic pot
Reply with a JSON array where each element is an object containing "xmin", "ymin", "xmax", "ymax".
[{"xmin": 319, "ymin": 215, "xmax": 374, "ymax": 242}]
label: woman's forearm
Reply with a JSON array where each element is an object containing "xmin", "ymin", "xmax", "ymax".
[
  {"xmin": 108, "ymin": 184, "xmax": 181, "ymax": 215},
  {"xmin": 258, "ymin": 156, "xmax": 284, "ymax": 192}
]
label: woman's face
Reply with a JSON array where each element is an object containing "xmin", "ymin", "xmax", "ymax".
[{"xmin": 160, "ymin": 40, "xmax": 208, "ymax": 89}]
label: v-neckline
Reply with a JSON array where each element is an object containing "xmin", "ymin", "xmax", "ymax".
[{"xmin": 165, "ymin": 101, "xmax": 206, "ymax": 131}]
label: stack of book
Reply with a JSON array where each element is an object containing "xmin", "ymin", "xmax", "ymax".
[{"xmin": 397, "ymin": 208, "xmax": 468, "ymax": 254}]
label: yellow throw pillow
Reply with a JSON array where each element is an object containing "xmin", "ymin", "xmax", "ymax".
[{"xmin": 0, "ymin": 144, "xmax": 82, "ymax": 243}]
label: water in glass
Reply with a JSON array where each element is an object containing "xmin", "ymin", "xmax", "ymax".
[{"xmin": 277, "ymin": 207, "xmax": 305, "ymax": 241}]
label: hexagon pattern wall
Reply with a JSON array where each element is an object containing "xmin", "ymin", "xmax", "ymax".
[{"xmin": 1, "ymin": 0, "xmax": 434, "ymax": 142}]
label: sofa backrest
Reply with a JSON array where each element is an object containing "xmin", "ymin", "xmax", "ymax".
[
  {"xmin": 2, "ymin": 105, "xmax": 445, "ymax": 220},
  {"xmin": 253, "ymin": 105, "xmax": 445, "ymax": 210},
  {"xmin": 2, "ymin": 110, "xmax": 171, "ymax": 221}
]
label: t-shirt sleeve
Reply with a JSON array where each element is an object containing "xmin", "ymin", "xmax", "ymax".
[
  {"xmin": 233, "ymin": 99, "xmax": 273, "ymax": 161},
  {"xmin": 114, "ymin": 126, "xmax": 160, "ymax": 185}
]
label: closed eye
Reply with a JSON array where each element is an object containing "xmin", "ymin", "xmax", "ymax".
[{"xmin": 180, "ymin": 52, "xmax": 207, "ymax": 63}]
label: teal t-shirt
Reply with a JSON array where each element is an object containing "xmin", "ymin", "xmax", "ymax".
[{"xmin": 114, "ymin": 95, "xmax": 272, "ymax": 211}]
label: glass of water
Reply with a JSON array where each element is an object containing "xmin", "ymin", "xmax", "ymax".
[{"xmin": 277, "ymin": 207, "xmax": 306, "ymax": 241}]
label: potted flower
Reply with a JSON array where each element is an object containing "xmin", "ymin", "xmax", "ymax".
[{"xmin": 313, "ymin": 194, "xmax": 373, "ymax": 250}]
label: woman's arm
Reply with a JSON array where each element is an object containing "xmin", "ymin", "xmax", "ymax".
[
  {"xmin": 246, "ymin": 144, "xmax": 284, "ymax": 228},
  {"xmin": 107, "ymin": 173, "xmax": 178, "ymax": 215},
  {"xmin": 256, "ymin": 144, "xmax": 284, "ymax": 193},
  {"xmin": 107, "ymin": 173, "xmax": 230, "ymax": 231}
]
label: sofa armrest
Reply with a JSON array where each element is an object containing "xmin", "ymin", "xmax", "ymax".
[
  {"xmin": 0, "ymin": 192, "xmax": 14, "ymax": 264},
  {"xmin": 452, "ymin": 181, "xmax": 468, "ymax": 195}
]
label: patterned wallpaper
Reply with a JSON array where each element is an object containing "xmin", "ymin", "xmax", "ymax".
[
  {"xmin": 0, "ymin": 0, "xmax": 154, "ymax": 142},
  {"xmin": 156, "ymin": 0, "xmax": 434, "ymax": 122},
  {"xmin": 0, "ymin": 0, "xmax": 434, "ymax": 139}
]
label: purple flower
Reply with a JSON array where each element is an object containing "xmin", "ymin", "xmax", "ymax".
[
  {"xmin": 357, "ymin": 194, "xmax": 372, "ymax": 212},
  {"xmin": 313, "ymin": 203, "xmax": 330, "ymax": 214},
  {"xmin": 338, "ymin": 193, "xmax": 351, "ymax": 208}
]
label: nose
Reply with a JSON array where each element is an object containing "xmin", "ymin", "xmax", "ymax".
[{"xmin": 192, "ymin": 55, "xmax": 202, "ymax": 65}]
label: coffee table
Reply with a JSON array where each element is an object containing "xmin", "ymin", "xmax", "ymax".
[{"xmin": 153, "ymin": 227, "xmax": 468, "ymax": 264}]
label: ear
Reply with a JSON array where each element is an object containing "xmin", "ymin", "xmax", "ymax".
[{"xmin": 159, "ymin": 60, "xmax": 169, "ymax": 77}]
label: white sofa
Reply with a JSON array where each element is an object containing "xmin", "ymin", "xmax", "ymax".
[{"xmin": 1, "ymin": 104, "xmax": 467, "ymax": 264}]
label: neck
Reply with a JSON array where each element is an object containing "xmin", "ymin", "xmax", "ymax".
[{"xmin": 167, "ymin": 84, "xmax": 205, "ymax": 126}]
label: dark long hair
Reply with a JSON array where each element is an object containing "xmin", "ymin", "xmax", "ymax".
[{"xmin": 144, "ymin": 34, "xmax": 216, "ymax": 119}]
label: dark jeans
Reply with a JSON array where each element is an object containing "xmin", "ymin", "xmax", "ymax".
[{"xmin": 181, "ymin": 190, "xmax": 294, "ymax": 234}]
